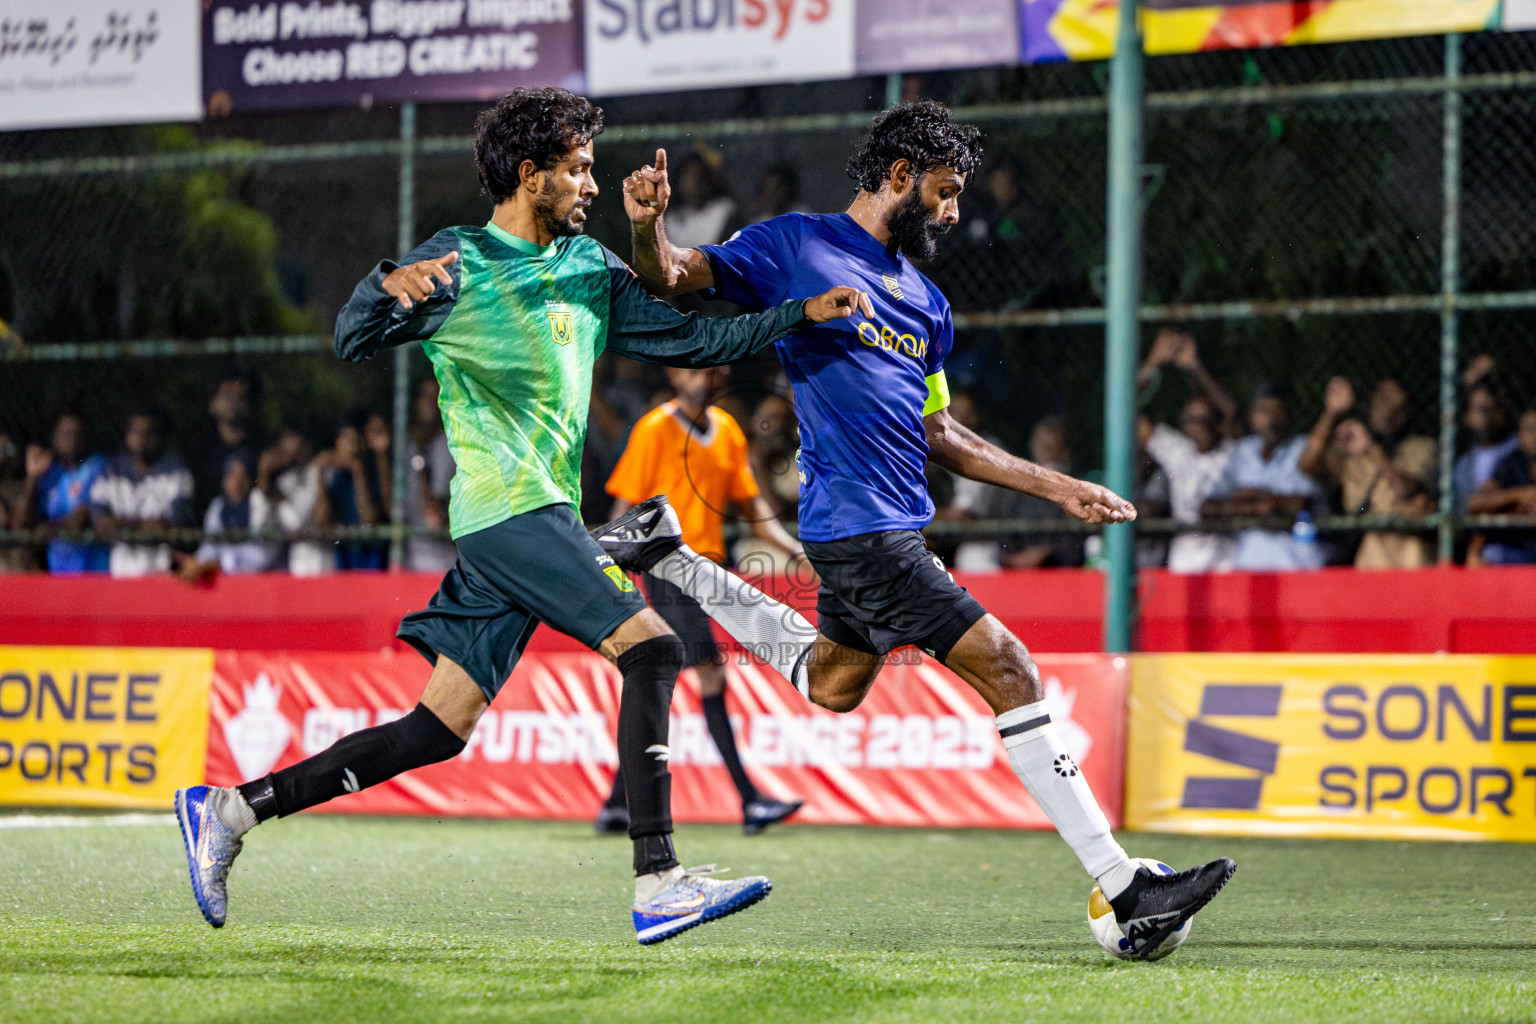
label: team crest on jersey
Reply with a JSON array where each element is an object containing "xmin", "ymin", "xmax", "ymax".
[
  {"xmin": 881, "ymin": 274, "xmax": 903, "ymax": 300},
  {"xmin": 545, "ymin": 307, "xmax": 574, "ymax": 346},
  {"xmin": 603, "ymin": 565, "xmax": 637, "ymax": 592}
]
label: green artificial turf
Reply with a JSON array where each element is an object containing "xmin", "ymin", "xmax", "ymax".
[{"xmin": 1, "ymin": 814, "xmax": 1532, "ymax": 1023}]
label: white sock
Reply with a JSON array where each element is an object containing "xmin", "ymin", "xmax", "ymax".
[
  {"xmin": 996, "ymin": 701, "xmax": 1135, "ymax": 899},
  {"xmin": 214, "ymin": 787, "xmax": 258, "ymax": 836},
  {"xmin": 652, "ymin": 546, "xmax": 816, "ymax": 698},
  {"xmin": 634, "ymin": 864, "xmax": 685, "ymax": 903}
]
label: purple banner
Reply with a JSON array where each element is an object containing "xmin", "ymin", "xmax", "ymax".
[
  {"xmin": 855, "ymin": 0, "xmax": 1018, "ymax": 75},
  {"xmin": 203, "ymin": 1, "xmax": 583, "ymax": 114}
]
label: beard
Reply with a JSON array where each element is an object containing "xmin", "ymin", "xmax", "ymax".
[
  {"xmin": 534, "ymin": 178, "xmax": 589, "ymax": 237},
  {"xmin": 886, "ymin": 186, "xmax": 950, "ymax": 262}
]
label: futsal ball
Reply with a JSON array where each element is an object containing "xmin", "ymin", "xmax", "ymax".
[{"xmin": 1087, "ymin": 858, "xmax": 1192, "ymax": 961}]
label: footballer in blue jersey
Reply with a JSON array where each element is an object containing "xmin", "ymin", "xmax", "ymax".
[{"xmin": 595, "ymin": 100, "xmax": 1236, "ymax": 956}]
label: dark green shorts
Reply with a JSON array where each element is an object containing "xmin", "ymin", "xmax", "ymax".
[{"xmin": 397, "ymin": 504, "xmax": 647, "ymax": 700}]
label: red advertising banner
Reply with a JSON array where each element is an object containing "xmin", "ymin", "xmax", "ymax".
[{"xmin": 206, "ymin": 649, "xmax": 1126, "ymax": 829}]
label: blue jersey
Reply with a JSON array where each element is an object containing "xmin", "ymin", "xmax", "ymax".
[{"xmin": 701, "ymin": 213, "xmax": 953, "ymax": 542}]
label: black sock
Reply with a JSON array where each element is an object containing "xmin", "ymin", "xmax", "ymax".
[
  {"xmin": 634, "ymin": 833, "xmax": 677, "ymax": 877},
  {"xmin": 616, "ymin": 636, "xmax": 685, "ymax": 859},
  {"xmin": 605, "ymin": 767, "xmax": 628, "ymax": 811},
  {"xmin": 240, "ymin": 703, "xmax": 465, "ymax": 818},
  {"xmin": 701, "ymin": 692, "xmax": 759, "ymax": 807}
]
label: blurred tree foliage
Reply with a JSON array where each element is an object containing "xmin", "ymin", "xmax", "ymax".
[{"xmin": 0, "ymin": 125, "xmax": 382, "ymax": 454}]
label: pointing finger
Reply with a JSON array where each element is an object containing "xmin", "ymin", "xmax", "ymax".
[
  {"xmin": 858, "ymin": 290, "xmax": 874, "ymax": 318},
  {"xmin": 655, "ymin": 148, "xmax": 667, "ymax": 174}
]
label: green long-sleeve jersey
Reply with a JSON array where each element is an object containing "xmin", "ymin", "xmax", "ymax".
[{"xmin": 335, "ymin": 222, "xmax": 811, "ymax": 538}]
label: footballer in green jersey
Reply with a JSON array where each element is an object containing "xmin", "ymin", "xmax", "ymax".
[{"xmin": 174, "ymin": 88, "xmax": 874, "ymax": 947}]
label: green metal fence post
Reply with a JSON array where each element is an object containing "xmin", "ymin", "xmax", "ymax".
[
  {"xmin": 392, "ymin": 101, "xmax": 417, "ymax": 569},
  {"xmin": 1438, "ymin": 35, "xmax": 1463, "ymax": 564},
  {"xmin": 1103, "ymin": 0, "xmax": 1145, "ymax": 653}
]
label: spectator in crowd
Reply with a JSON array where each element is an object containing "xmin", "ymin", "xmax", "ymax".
[
  {"xmin": 90, "ymin": 408, "xmax": 196, "ymax": 578},
  {"xmin": 940, "ymin": 402, "xmax": 1083, "ymax": 570},
  {"xmin": 1138, "ymin": 329, "xmax": 1239, "ymax": 573},
  {"xmin": 404, "ymin": 377, "xmax": 457, "ymax": 573},
  {"xmin": 315, "ymin": 409, "xmax": 389, "ymax": 570},
  {"xmin": 943, "ymin": 156, "xmax": 1076, "ymax": 311},
  {"xmin": 0, "ymin": 431, "xmax": 39, "ymax": 572},
  {"xmin": 183, "ymin": 453, "xmax": 282, "ymax": 576},
  {"xmin": 194, "ymin": 369, "xmax": 266, "ymax": 511},
  {"xmin": 13, "ymin": 411, "xmax": 109, "ymax": 574},
  {"xmin": 662, "ymin": 148, "xmax": 737, "ymax": 249},
  {"xmin": 740, "ymin": 164, "xmax": 809, "ymax": 226},
  {"xmin": 257, "ymin": 420, "xmax": 329, "ymax": 576},
  {"xmin": 1133, "ymin": 421, "xmax": 1172, "ymax": 570},
  {"xmin": 1454, "ymin": 380, "xmax": 1518, "ymax": 515},
  {"xmin": 746, "ymin": 392, "xmax": 801, "ymax": 520},
  {"xmin": 1300, "ymin": 376, "xmax": 1437, "ymax": 568},
  {"xmin": 1202, "ymin": 382, "xmax": 1324, "ymax": 570},
  {"xmin": 1466, "ymin": 407, "xmax": 1536, "ymax": 565}
]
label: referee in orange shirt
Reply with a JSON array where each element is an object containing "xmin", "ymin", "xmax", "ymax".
[{"xmin": 596, "ymin": 366, "xmax": 806, "ymax": 835}]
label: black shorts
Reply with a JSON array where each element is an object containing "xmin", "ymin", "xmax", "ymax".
[
  {"xmin": 397, "ymin": 504, "xmax": 647, "ymax": 701},
  {"xmin": 645, "ymin": 574, "xmax": 723, "ymax": 668},
  {"xmin": 802, "ymin": 529, "xmax": 987, "ymax": 662}
]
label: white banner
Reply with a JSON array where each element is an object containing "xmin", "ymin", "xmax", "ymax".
[
  {"xmin": 1507, "ymin": 0, "xmax": 1536, "ymax": 31},
  {"xmin": 0, "ymin": 0, "xmax": 202, "ymax": 131},
  {"xmin": 585, "ymin": 0, "xmax": 855, "ymax": 97}
]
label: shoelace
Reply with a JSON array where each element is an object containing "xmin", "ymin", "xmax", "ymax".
[{"xmin": 680, "ymin": 864, "xmax": 727, "ymax": 879}]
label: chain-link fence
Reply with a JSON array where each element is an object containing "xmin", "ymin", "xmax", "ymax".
[{"xmin": 2, "ymin": 32, "xmax": 1534, "ymax": 573}]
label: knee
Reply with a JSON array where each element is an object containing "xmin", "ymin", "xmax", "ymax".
[
  {"xmin": 400, "ymin": 704, "xmax": 469, "ymax": 763},
  {"xmin": 1000, "ymin": 650, "xmax": 1043, "ymax": 703},
  {"xmin": 972, "ymin": 634, "xmax": 1042, "ymax": 704},
  {"xmin": 618, "ymin": 633, "xmax": 687, "ymax": 690},
  {"xmin": 809, "ymin": 686, "xmax": 863, "ymax": 714}
]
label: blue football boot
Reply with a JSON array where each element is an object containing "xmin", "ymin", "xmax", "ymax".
[
  {"xmin": 175, "ymin": 785, "xmax": 247, "ymax": 928},
  {"xmin": 632, "ymin": 865, "xmax": 772, "ymax": 946}
]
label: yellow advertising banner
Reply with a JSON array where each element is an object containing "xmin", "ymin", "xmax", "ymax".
[
  {"xmin": 1128, "ymin": 655, "xmax": 1536, "ymax": 841},
  {"xmin": 0, "ymin": 646, "xmax": 214, "ymax": 808}
]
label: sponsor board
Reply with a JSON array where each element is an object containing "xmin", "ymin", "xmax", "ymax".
[
  {"xmin": 854, "ymin": 0, "xmax": 1018, "ymax": 75},
  {"xmin": 202, "ymin": 0, "xmax": 584, "ymax": 114},
  {"xmin": 0, "ymin": 646, "xmax": 213, "ymax": 808},
  {"xmin": 206, "ymin": 649, "xmax": 1126, "ymax": 828},
  {"xmin": 0, "ymin": 0, "xmax": 202, "ymax": 131},
  {"xmin": 1127, "ymin": 655, "xmax": 1536, "ymax": 841},
  {"xmin": 585, "ymin": 0, "xmax": 855, "ymax": 96},
  {"xmin": 1507, "ymin": 0, "xmax": 1536, "ymax": 31},
  {"xmin": 1022, "ymin": 0, "xmax": 1501, "ymax": 64}
]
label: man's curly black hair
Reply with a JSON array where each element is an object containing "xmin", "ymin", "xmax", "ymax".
[
  {"xmin": 845, "ymin": 100, "xmax": 983, "ymax": 193},
  {"xmin": 474, "ymin": 87, "xmax": 605, "ymax": 205}
]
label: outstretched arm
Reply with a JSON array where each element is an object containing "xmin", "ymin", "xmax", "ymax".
[
  {"xmin": 334, "ymin": 231, "xmax": 462, "ymax": 362},
  {"xmin": 924, "ymin": 407, "xmax": 1136, "ymax": 525},
  {"xmin": 624, "ymin": 149, "xmax": 717, "ymax": 296},
  {"xmin": 603, "ymin": 247, "xmax": 871, "ymax": 368},
  {"xmin": 1298, "ymin": 376, "xmax": 1355, "ymax": 479}
]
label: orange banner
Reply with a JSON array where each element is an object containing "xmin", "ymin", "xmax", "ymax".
[{"xmin": 204, "ymin": 649, "xmax": 1127, "ymax": 829}]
